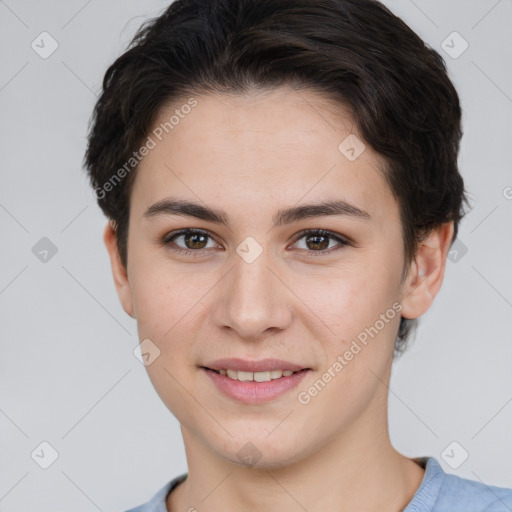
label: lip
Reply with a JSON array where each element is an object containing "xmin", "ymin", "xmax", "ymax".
[
  {"xmin": 202, "ymin": 367, "xmax": 311, "ymax": 404},
  {"xmin": 202, "ymin": 358, "xmax": 310, "ymax": 373}
]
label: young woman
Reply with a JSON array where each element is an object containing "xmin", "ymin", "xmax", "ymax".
[{"xmin": 84, "ymin": 0, "xmax": 512, "ymax": 510}]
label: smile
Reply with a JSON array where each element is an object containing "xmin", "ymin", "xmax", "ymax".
[
  {"xmin": 202, "ymin": 367, "xmax": 311, "ymax": 404},
  {"xmin": 207, "ymin": 368, "xmax": 299, "ymax": 381}
]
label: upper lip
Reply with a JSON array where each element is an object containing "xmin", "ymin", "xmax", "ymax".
[{"xmin": 202, "ymin": 358, "xmax": 310, "ymax": 373}]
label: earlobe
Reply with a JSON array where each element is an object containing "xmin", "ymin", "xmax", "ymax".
[
  {"xmin": 103, "ymin": 221, "xmax": 135, "ymax": 318},
  {"xmin": 400, "ymin": 222, "xmax": 454, "ymax": 320}
]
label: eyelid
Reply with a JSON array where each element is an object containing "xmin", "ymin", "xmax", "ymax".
[
  {"xmin": 291, "ymin": 228, "xmax": 350, "ymax": 246},
  {"xmin": 161, "ymin": 228, "xmax": 221, "ymax": 252},
  {"xmin": 161, "ymin": 227, "xmax": 350, "ymax": 256}
]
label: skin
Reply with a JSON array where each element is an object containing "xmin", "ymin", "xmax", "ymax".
[{"xmin": 103, "ymin": 85, "xmax": 454, "ymax": 511}]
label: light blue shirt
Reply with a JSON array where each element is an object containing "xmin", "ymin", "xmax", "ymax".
[{"xmin": 124, "ymin": 456, "xmax": 512, "ymax": 511}]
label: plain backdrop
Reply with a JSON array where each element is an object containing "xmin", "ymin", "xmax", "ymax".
[{"xmin": 0, "ymin": 0, "xmax": 511, "ymax": 510}]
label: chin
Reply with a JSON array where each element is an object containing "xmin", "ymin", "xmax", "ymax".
[{"xmin": 211, "ymin": 433, "xmax": 308, "ymax": 470}]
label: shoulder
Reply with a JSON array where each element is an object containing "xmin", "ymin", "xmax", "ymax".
[
  {"xmin": 435, "ymin": 465, "xmax": 512, "ymax": 511},
  {"xmin": 407, "ymin": 456, "xmax": 512, "ymax": 512},
  {"xmin": 122, "ymin": 473, "xmax": 187, "ymax": 512}
]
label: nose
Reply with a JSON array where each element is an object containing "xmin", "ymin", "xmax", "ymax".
[{"xmin": 212, "ymin": 246, "xmax": 293, "ymax": 341}]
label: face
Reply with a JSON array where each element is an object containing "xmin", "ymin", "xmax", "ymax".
[{"xmin": 105, "ymin": 85, "xmax": 437, "ymax": 469}]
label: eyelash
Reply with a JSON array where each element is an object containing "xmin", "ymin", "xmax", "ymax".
[{"xmin": 161, "ymin": 228, "xmax": 350, "ymax": 257}]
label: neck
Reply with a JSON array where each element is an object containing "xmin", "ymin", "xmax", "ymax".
[{"xmin": 167, "ymin": 391, "xmax": 425, "ymax": 512}]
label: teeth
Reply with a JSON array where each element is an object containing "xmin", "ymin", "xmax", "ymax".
[
  {"xmin": 238, "ymin": 371, "xmax": 253, "ymax": 382},
  {"xmin": 217, "ymin": 369, "xmax": 299, "ymax": 381},
  {"xmin": 226, "ymin": 369, "xmax": 238, "ymax": 379},
  {"xmin": 254, "ymin": 371, "xmax": 271, "ymax": 382}
]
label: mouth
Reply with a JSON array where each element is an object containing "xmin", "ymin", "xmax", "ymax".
[
  {"xmin": 199, "ymin": 359, "xmax": 312, "ymax": 404},
  {"xmin": 201, "ymin": 367, "xmax": 309, "ymax": 382}
]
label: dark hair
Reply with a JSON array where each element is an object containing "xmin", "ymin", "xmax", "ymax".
[{"xmin": 83, "ymin": 0, "xmax": 471, "ymax": 357}]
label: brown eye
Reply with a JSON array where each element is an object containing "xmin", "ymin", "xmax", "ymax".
[
  {"xmin": 293, "ymin": 229, "xmax": 349, "ymax": 255},
  {"xmin": 163, "ymin": 229, "xmax": 218, "ymax": 255},
  {"xmin": 304, "ymin": 233, "xmax": 330, "ymax": 250},
  {"xmin": 182, "ymin": 231, "xmax": 208, "ymax": 249},
  {"xmin": 162, "ymin": 228, "xmax": 349, "ymax": 258}
]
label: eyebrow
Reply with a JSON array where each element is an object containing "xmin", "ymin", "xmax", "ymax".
[{"xmin": 142, "ymin": 197, "xmax": 371, "ymax": 227}]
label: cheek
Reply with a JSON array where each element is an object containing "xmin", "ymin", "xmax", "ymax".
[
  {"xmin": 129, "ymin": 248, "xmax": 206, "ymax": 338},
  {"xmin": 296, "ymin": 285, "xmax": 397, "ymax": 431},
  {"xmin": 305, "ymin": 267, "xmax": 400, "ymax": 399},
  {"xmin": 129, "ymin": 262, "xmax": 208, "ymax": 424},
  {"xmin": 310, "ymin": 269, "xmax": 390, "ymax": 340}
]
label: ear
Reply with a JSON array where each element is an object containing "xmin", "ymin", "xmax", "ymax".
[
  {"xmin": 103, "ymin": 221, "xmax": 135, "ymax": 318},
  {"xmin": 400, "ymin": 221, "xmax": 454, "ymax": 320}
]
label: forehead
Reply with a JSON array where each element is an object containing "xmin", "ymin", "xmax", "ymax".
[{"xmin": 131, "ymin": 86, "xmax": 399, "ymax": 229}]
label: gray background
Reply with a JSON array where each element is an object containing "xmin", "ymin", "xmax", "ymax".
[{"xmin": 0, "ymin": 0, "xmax": 511, "ymax": 510}]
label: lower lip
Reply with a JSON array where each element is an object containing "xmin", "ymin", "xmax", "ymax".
[{"xmin": 202, "ymin": 368, "xmax": 310, "ymax": 404}]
